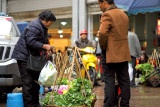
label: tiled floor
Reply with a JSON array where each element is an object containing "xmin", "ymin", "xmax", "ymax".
[
  {"xmin": 93, "ymin": 82, "xmax": 160, "ymax": 107},
  {"xmin": 1, "ymin": 82, "xmax": 160, "ymax": 107}
]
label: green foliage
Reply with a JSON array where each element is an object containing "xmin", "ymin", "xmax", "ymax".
[
  {"xmin": 53, "ymin": 90, "xmax": 85, "ymax": 106},
  {"xmin": 41, "ymin": 92, "xmax": 52, "ymax": 106},
  {"xmin": 136, "ymin": 63, "xmax": 153, "ymax": 73},
  {"xmin": 57, "ymin": 78, "xmax": 69, "ymax": 85},
  {"xmin": 42, "ymin": 78, "xmax": 95, "ymax": 107},
  {"xmin": 136, "ymin": 63, "xmax": 154, "ymax": 82}
]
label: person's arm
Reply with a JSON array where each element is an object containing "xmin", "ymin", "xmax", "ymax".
[
  {"xmin": 98, "ymin": 13, "xmax": 112, "ymax": 50},
  {"xmin": 42, "ymin": 44, "xmax": 52, "ymax": 51},
  {"xmin": 75, "ymin": 40, "xmax": 81, "ymax": 48},
  {"xmin": 25, "ymin": 27, "xmax": 51, "ymax": 51}
]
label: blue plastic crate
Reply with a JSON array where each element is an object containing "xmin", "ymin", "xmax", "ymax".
[{"xmin": 7, "ymin": 93, "xmax": 23, "ymax": 107}]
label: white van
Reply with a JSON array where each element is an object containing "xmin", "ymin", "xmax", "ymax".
[{"xmin": 0, "ymin": 15, "xmax": 22, "ymax": 95}]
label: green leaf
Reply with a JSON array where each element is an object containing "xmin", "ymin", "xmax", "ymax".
[{"xmin": 42, "ymin": 78, "xmax": 93, "ymax": 106}]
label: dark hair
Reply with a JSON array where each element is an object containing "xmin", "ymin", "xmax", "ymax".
[
  {"xmin": 99, "ymin": 0, "xmax": 114, "ymax": 4},
  {"xmin": 58, "ymin": 50, "xmax": 61, "ymax": 53},
  {"xmin": 51, "ymin": 46, "xmax": 56, "ymax": 53},
  {"xmin": 139, "ymin": 51, "xmax": 148, "ymax": 64},
  {"xmin": 48, "ymin": 33, "xmax": 52, "ymax": 38},
  {"xmin": 51, "ymin": 46, "xmax": 56, "ymax": 50},
  {"xmin": 129, "ymin": 26, "xmax": 132, "ymax": 31},
  {"xmin": 39, "ymin": 10, "xmax": 56, "ymax": 22}
]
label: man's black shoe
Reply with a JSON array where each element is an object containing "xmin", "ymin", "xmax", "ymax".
[
  {"xmin": 101, "ymin": 79, "xmax": 104, "ymax": 82},
  {"xmin": 131, "ymin": 85, "xmax": 139, "ymax": 88},
  {"xmin": 94, "ymin": 82, "xmax": 101, "ymax": 86}
]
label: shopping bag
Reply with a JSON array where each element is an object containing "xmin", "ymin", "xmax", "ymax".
[
  {"xmin": 128, "ymin": 63, "xmax": 133, "ymax": 81},
  {"xmin": 38, "ymin": 61, "xmax": 57, "ymax": 86}
]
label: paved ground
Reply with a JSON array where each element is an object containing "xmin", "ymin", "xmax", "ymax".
[
  {"xmin": 1, "ymin": 82, "xmax": 160, "ymax": 107},
  {"xmin": 93, "ymin": 82, "xmax": 160, "ymax": 107}
]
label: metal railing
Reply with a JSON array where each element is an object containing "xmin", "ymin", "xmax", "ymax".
[{"xmin": 0, "ymin": 45, "xmax": 14, "ymax": 62}]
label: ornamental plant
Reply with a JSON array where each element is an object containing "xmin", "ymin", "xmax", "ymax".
[{"xmin": 136, "ymin": 63, "xmax": 154, "ymax": 83}]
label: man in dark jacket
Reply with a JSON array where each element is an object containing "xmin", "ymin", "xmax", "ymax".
[
  {"xmin": 75, "ymin": 30, "xmax": 101, "ymax": 86},
  {"xmin": 75, "ymin": 30, "xmax": 94, "ymax": 48},
  {"xmin": 12, "ymin": 10, "xmax": 56, "ymax": 107}
]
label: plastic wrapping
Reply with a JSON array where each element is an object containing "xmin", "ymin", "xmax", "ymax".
[{"xmin": 38, "ymin": 61, "xmax": 57, "ymax": 86}]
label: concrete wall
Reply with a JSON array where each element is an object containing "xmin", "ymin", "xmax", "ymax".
[
  {"xmin": 145, "ymin": 12, "xmax": 158, "ymax": 55},
  {"xmin": 135, "ymin": 14, "xmax": 145, "ymax": 47},
  {"xmin": 0, "ymin": 0, "xmax": 7, "ymax": 13},
  {"xmin": 130, "ymin": 12, "xmax": 158, "ymax": 55},
  {"xmin": 8, "ymin": 0, "xmax": 72, "ymax": 13},
  {"xmin": 72, "ymin": 0, "xmax": 88, "ymax": 43}
]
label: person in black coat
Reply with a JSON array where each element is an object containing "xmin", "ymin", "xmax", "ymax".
[
  {"xmin": 12, "ymin": 10, "xmax": 56, "ymax": 107},
  {"xmin": 136, "ymin": 51, "xmax": 148, "ymax": 78}
]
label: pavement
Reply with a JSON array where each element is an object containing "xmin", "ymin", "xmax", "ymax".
[
  {"xmin": 1, "ymin": 82, "xmax": 160, "ymax": 107},
  {"xmin": 93, "ymin": 82, "xmax": 160, "ymax": 107}
]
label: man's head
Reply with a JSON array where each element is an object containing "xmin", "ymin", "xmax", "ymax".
[
  {"xmin": 51, "ymin": 46, "xmax": 56, "ymax": 54},
  {"xmin": 98, "ymin": 0, "xmax": 114, "ymax": 12},
  {"xmin": 47, "ymin": 33, "xmax": 52, "ymax": 40},
  {"xmin": 39, "ymin": 10, "xmax": 56, "ymax": 28},
  {"xmin": 129, "ymin": 26, "xmax": 132, "ymax": 32},
  {"xmin": 48, "ymin": 33, "xmax": 52, "ymax": 39},
  {"xmin": 80, "ymin": 30, "xmax": 88, "ymax": 40}
]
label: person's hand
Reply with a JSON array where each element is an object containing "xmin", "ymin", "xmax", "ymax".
[
  {"xmin": 78, "ymin": 48, "xmax": 81, "ymax": 51},
  {"xmin": 48, "ymin": 51, "xmax": 52, "ymax": 56},
  {"xmin": 46, "ymin": 51, "xmax": 51, "ymax": 60},
  {"xmin": 96, "ymin": 31, "xmax": 100, "ymax": 37},
  {"xmin": 42, "ymin": 44, "xmax": 52, "ymax": 51}
]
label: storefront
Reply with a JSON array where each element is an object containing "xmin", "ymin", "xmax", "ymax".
[
  {"xmin": 7, "ymin": 0, "xmax": 72, "ymax": 52},
  {"xmin": 5, "ymin": 0, "xmax": 160, "ymax": 55},
  {"xmin": 129, "ymin": 12, "xmax": 159, "ymax": 55},
  {"xmin": 86, "ymin": 0, "xmax": 160, "ymax": 55},
  {"xmin": 8, "ymin": 0, "xmax": 72, "ymax": 21},
  {"xmin": 48, "ymin": 18, "xmax": 72, "ymax": 52}
]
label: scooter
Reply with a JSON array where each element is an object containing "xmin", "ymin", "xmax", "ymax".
[{"xmin": 80, "ymin": 47, "xmax": 98, "ymax": 86}]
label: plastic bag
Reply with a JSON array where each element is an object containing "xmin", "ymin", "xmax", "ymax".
[
  {"xmin": 38, "ymin": 61, "xmax": 57, "ymax": 86},
  {"xmin": 128, "ymin": 63, "xmax": 133, "ymax": 81}
]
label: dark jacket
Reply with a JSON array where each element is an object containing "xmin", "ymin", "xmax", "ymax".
[
  {"xmin": 12, "ymin": 18, "xmax": 49, "ymax": 61},
  {"xmin": 75, "ymin": 38, "xmax": 94, "ymax": 49}
]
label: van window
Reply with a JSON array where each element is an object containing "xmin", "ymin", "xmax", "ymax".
[{"xmin": 0, "ymin": 17, "xmax": 17, "ymax": 38}]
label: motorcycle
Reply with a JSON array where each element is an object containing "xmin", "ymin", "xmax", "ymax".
[{"xmin": 79, "ymin": 47, "xmax": 98, "ymax": 86}]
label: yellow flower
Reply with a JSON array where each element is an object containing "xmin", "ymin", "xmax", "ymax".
[{"xmin": 62, "ymin": 89, "xmax": 67, "ymax": 94}]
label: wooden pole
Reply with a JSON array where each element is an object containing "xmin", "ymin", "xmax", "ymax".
[{"xmin": 76, "ymin": 47, "xmax": 92, "ymax": 83}]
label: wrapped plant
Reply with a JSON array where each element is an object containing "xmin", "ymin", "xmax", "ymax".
[{"xmin": 136, "ymin": 63, "xmax": 154, "ymax": 82}]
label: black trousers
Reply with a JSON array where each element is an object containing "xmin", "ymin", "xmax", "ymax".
[
  {"xmin": 130, "ymin": 56, "xmax": 136, "ymax": 86},
  {"xmin": 101, "ymin": 51, "xmax": 130, "ymax": 107},
  {"xmin": 17, "ymin": 60, "xmax": 40, "ymax": 107}
]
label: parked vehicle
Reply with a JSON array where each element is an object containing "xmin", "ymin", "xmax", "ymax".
[
  {"xmin": 80, "ymin": 47, "xmax": 98, "ymax": 86},
  {"xmin": 0, "ymin": 14, "xmax": 22, "ymax": 96}
]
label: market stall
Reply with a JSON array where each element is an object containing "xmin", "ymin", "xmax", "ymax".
[{"xmin": 38, "ymin": 47, "xmax": 97, "ymax": 107}]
